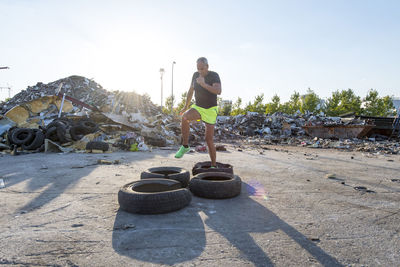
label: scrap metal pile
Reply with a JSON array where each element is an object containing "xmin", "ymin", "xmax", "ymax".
[
  {"xmin": 0, "ymin": 75, "xmax": 181, "ymax": 154},
  {"xmin": 0, "ymin": 75, "xmax": 398, "ymax": 155}
]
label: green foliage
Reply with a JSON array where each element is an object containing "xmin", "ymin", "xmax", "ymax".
[
  {"xmin": 363, "ymin": 89, "xmax": 395, "ymax": 116},
  {"xmin": 244, "ymin": 93, "xmax": 265, "ymax": 113},
  {"xmin": 230, "ymin": 97, "xmax": 245, "ymax": 116},
  {"xmin": 162, "ymin": 95, "xmax": 174, "ymax": 114},
  {"xmin": 324, "ymin": 89, "xmax": 362, "ymax": 116},
  {"xmin": 176, "ymin": 92, "xmax": 194, "ymax": 113},
  {"xmin": 300, "ymin": 89, "xmax": 321, "ymax": 114},
  {"xmin": 287, "ymin": 91, "xmax": 301, "ymax": 114},
  {"xmin": 218, "ymin": 98, "xmax": 232, "ymax": 116},
  {"xmin": 265, "ymin": 94, "xmax": 281, "ymax": 114}
]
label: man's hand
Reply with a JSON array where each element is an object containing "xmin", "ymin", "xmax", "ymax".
[{"xmin": 196, "ymin": 76, "xmax": 206, "ymax": 87}]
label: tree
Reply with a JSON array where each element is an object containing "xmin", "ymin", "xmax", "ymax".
[
  {"xmin": 162, "ymin": 95, "xmax": 174, "ymax": 114},
  {"xmin": 244, "ymin": 93, "xmax": 265, "ymax": 113},
  {"xmin": 230, "ymin": 97, "xmax": 245, "ymax": 116},
  {"xmin": 279, "ymin": 91, "xmax": 301, "ymax": 114},
  {"xmin": 301, "ymin": 88, "xmax": 321, "ymax": 114},
  {"xmin": 220, "ymin": 102, "xmax": 232, "ymax": 116},
  {"xmin": 265, "ymin": 94, "xmax": 281, "ymax": 114},
  {"xmin": 175, "ymin": 92, "xmax": 194, "ymax": 114},
  {"xmin": 363, "ymin": 89, "xmax": 395, "ymax": 116},
  {"xmin": 324, "ymin": 89, "xmax": 362, "ymax": 116}
]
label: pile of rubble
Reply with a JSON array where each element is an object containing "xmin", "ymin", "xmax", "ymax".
[
  {"xmin": 0, "ymin": 75, "xmax": 398, "ymax": 155},
  {"xmin": 211, "ymin": 113, "xmax": 400, "ymax": 154},
  {"xmin": 0, "ymin": 75, "xmax": 182, "ymax": 154}
]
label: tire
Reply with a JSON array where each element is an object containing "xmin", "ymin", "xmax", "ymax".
[
  {"xmin": 6, "ymin": 127, "xmax": 18, "ymax": 145},
  {"xmin": 86, "ymin": 141, "xmax": 109, "ymax": 151},
  {"xmin": 141, "ymin": 167, "xmax": 190, "ymax": 187},
  {"xmin": 56, "ymin": 124, "xmax": 69, "ymax": 144},
  {"xmin": 11, "ymin": 128, "xmax": 34, "ymax": 145},
  {"xmin": 22, "ymin": 129, "xmax": 45, "ymax": 150},
  {"xmin": 192, "ymin": 161, "xmax": 234, "ymax": 176},
  {"xmin": 45, "ymin": 126, "xmax": 59, "ymax": 142},
  {"xmin": 46, "ymin": 119, "xmax": 70, "ymax": 130},
  {"xmin": 189, "ymin": 172, "xmax": 242, "ymax": 199},
  {"xmin": 79, "ymin": 120, "xmax": 98, "ymax": 133},
  {"xmin": 70, "ymin": 125, "xmax": 87, "ymax": 141},
  {"xmin": 118, "ymin": 179, "xmax": 192, "ymax": 214}
]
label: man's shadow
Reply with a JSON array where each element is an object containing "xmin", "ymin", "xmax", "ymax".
[{"xmin": 112, "ymin": 181, "xmax": 343, "ymax": 266}]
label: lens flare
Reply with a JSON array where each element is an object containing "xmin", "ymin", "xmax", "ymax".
[{"xmin": 246, "ymin": 180, "xmax": 268, "ymax": 200}]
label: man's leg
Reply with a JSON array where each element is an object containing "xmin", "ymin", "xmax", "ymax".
[
  {"xmin": 205, "ymin": 123, "xmax": 216, "ymax": 167},
  {"xmin": 181, "ymin": 108, "xmax": 201, "ymax": 145},
  {"xmin": 175, "ymin": 108, "xmax": 201, "ymax": 158}
]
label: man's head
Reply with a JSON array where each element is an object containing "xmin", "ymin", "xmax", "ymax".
[{"xmin": 197, "ymin": 57, "xmax": 209, "ymax": 77}]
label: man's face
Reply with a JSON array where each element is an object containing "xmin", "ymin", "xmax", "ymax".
[{"xmin": 197, "ymin": 62, "xmax": 209, "ymax": 77}]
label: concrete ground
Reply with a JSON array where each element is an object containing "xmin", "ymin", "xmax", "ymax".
[{"xmin": 0, "ymin": 144, "xmax": 399, "ymax": 267}]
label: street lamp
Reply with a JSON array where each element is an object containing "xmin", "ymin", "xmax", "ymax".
[
  {"xmin": 171, "ymin": 61, "xmax": 176, "ymax": 114},
  {"xmin": 159, "ymin": 68, "xmax": 165, "ymax": 109}
]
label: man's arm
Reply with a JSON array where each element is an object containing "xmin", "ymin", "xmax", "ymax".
[{"xmin": 196, "ymin": 76, "xmax": 221, "ymax": 95}]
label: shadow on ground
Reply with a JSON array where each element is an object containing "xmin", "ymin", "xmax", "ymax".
[
  {"xmin": 112, "ymin": 182, "xmax": 343, "ymax": 266},
  {"xmin": 0, "ymin": 152, "xmax": 161, "ymax": 213}
]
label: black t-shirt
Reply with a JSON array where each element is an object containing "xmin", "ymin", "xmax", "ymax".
[{"xmin": 191, "ymin": 71, "xmax": 221, "ymax": 109}]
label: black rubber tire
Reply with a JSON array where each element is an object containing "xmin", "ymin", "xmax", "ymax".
[
  {"xmin": 46, "ymin": 119, "xmax": 70, "ymax": 130},
  {"xmin": 192, "ymin": 161, "xmax": 234, "ymax": 176},
  {"xmin": 11, "ymin": 128, "xmax": 34, "ymax": 145},
  {"xmin": 70, "ymin": 125, "xmax": 87, "ymax": 141},
  {"xmin": 118, "ymin": 179, "xmax": 192, "ymax": 214},
  {"xmin": 6, "ymin": 127, "xmax": 18, "ymax": 145},
  {"xmin": 141, "ymin": 167, "xmax": 190, "ymax": 187},
  {"xmin": 45, "ymin": 126, "xmax": 59, "ymax": 142},
  {"xmin": 189, "ymin": 172, "xmax": 242, "ymax": 199},
  {"xmin": 22, "ymin": 130, "xmax": 45, "ymax": 150},
  {"xmin": 86, "ymin": 141, "xmax": 109, "ymax": 151},
  {"xmin": 79, "ymin": 120, "xmax": 98, "ymax": 133},
  {"xmin": 56, "ymin": 124, "xmax": 68, "ymax": 144}
]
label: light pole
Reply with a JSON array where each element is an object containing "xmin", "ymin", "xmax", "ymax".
[
  {"xmin": 159, "ymin": 68, "xmax": 165, "ymax": 109},
  {"xmin": 171, "ymin": 61, "xmax": 176, "ymax": 114}
]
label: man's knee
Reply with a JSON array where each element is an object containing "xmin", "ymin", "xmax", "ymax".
[{"xmin": 205, "ymin": 135, "xmax": 213, "ymax": 144}]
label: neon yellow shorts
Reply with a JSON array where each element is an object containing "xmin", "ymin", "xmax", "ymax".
[{"xmin": 191, "ymin": 104, "xmax": 218, "ymax": 125}]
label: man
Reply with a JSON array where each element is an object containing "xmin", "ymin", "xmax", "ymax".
[{"xmin": 174, "ymin": 57, "xmax": 221, "ymax": 168}]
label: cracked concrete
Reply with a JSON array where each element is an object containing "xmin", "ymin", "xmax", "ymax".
[{"xmin": 0, "ymin": 144, "xmax": 399, "ymax": 266}]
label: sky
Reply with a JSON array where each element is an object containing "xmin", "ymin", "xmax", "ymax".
[{"xmin": 1, "ymin": 0, "xmax": 399, "ymax": 106}]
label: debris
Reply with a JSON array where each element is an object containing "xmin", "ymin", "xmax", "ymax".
[
  {"xmin": 97, "ymin": 159, "xmax": 120, "ymax": 165},
  {"xmin": 354, "ymin": 186, "xmax": 375, "ymax": 193},
  {"xmin": 97, "ymin": 159, "xmax": 113, "ymax": 165},
  {"xmin": 44, "ymin": 139, "xmax": 73, "ymax": 153},
  {"xmin": 216, "ymin": 144, "xmax": 227, "ymax": 151},
  {"xmin": 1, "ymin": 75, "xmax": 400, "ymax": 155},
  {"xmin": 326, "ymin": 174, "xmax": 337, "ymax": 179},
  {"xmin": 195, "ymin": 145, "xmax": 207, "ymax": 152},
  {"xmin": 113, "ymin": 224, "xmax": 136, "ymax": 230}
]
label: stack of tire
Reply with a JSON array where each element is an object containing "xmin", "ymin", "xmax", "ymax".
[
  {"xmin": 7, "ymin": 127, "xmax": 45, "ymax": 151},
  {"xmin": 117, "ymin": 162, "xmax": 241, "ymax": 215},
  {"xmin": 45, "ymin": 118, "xmax": 99, "ymax": 144},
  {"xmin": 189, "ymin": 161, "xmax": 241, "ymax": 199},
  {"xmin": 6, "ymin": 117, "xmax": 100, "ymax": 152},
  {"xmin": 118, "ymin": 167, "xmax": 192, "ymax": 214}
]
